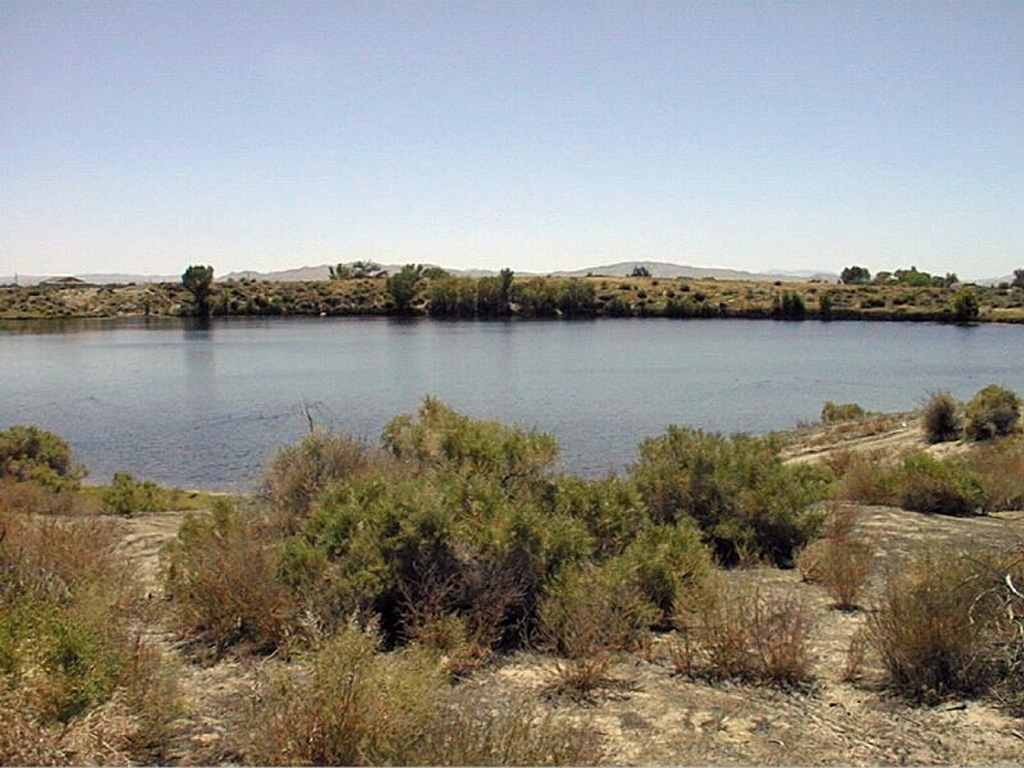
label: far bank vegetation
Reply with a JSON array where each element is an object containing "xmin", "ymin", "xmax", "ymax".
[{"xmin": 3, "ymin": 262, "xmax": 1023, "ymax": 323}]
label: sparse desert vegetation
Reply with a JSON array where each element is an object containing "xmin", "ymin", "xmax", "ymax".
[
  {"xmin": 3, "ymin": 384, "xmax": 1024, "ymax": 764},
  {"xmin": 3, "ymin": 271, "xmax": 1024, "ymax": 323}
]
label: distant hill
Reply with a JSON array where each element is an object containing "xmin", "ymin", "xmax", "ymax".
[
  {"xmin": 219, "ymin": 263, "xmax": 481, "ymax": 282},
  {"xmin": 0, "ymin": 273, "xmax": 178, "ymax": 286},
  {"xmin": 547, "ymin": 261, "xmax": 838, "ymax": 282},
  {"xmin": 7, "ymin": 262, "xmax": 1010, "ymax": 287}
]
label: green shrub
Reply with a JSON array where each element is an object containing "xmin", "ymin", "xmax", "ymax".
[
  {"xmin": 630, "ymin": 427, "xmax": 831, "ymax": 565},
  {"xmin": 556, "ymin": 279, "xmax": 597, "ymax": 317},
  {"xmin": 821, "ymin": 401, "xmax": 865, "ymax": 423},
  {"xmin": 549, "ymin": 476, "xmax": 649, "ymax": 559},
  {"xmin": 262, "ymin": 429, "xmax": 371, "ymax": 531},
  {"xmin": 965, "ymin": 384, "xmax": 1021, "ymax": 441},
  {"xmin": 385, "ymin": 264, "xmax": 424, "ymax": 314},
  {"xmin": 0, "ymin": 425, "xmax": 82, "ymax": 492},
  {"xmin": 102, "ymin": 471, "xmax": 160, "ymax": 517},
  {"xmin": 382, "ymin": 397, "xmax": 558, "ymax": 482},
  {"xmin": 952, "ymin": 287, "xmax": 980, "ymax": 322},
  {"xmin": 922, "ymin": 392, "xmax": 962, "ymax": 443},
  {"xmin": 542, "ymin": 565, "xmax": 651, "ymax": 656},
  {"xmin": 773, "ymin": 291, "xmax": 806, "ymax": 320},
  {"xmin": 427, "ymin": 276, "xmax": 478, "ymax": 317},
  {"xmin": 895, "ymin": 454, "xmax": 985, "ymax": 516},
  {"xmin": 284, "ymin": 468, "xmax": 579, "ymax": 649}
]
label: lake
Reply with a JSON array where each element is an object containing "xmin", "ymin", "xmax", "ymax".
[{"xmin": 1, "ymin": 316, "xmax": 1021, "ymax": 491}]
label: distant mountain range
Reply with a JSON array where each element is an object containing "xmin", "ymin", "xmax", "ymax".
[
  {"xmin": 2, "ymin": 261, "xmax": 1011, "ymax": 286},
  {"xmin": 545, "ymin": 261, "xmax": 837, "ymax": 282}
]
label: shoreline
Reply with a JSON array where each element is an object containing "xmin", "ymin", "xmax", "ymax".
[{"xmin": 2, "ymin": 275, "xmax": 1022, "ymax": 324}]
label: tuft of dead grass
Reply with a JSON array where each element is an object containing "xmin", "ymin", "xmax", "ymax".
[
  {"xmin": 0, "ymin": 510, "xmax": 180, "ymax": 765},
  {"xmin": 162, "ymin": 499, "xmax": 296, "ymax": 656},
  {"xmin": 866, "ymin": 545, "xmax": 1024, "ymax": 704},
  {"xmin": 797, "ymin": 504, "xmax": 874, "ymax": 609},
  {"xmin": 245, "ymin": 620, "xmax": 600, "ymax": 765},
  {"xmin": 673, "ymin": 578, "xmax": 816, "ymax": 688}
]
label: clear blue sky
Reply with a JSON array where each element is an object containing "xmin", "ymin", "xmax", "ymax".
[{"xmin": 2, "ymin": 0, "xmax": 1021, "ymax": 278}]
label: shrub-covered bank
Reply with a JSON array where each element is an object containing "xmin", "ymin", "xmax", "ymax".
[
  {"xmin": 3, "ymin": 273, "xmax": 1024, "ymax": 323},
  {"xmin": 4, "ymin": 386, "xmax": 1024, "ymax": 765}
]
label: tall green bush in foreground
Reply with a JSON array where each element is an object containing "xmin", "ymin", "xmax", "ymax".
[{"xmin": 630, "ymin": 427, "xmax": 831, "ymax": 565}]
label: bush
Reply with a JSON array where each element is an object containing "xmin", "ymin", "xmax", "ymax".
[
  {"xmin": 0, "ymin": 425, "xmax": 82, "ymax": 492},
  {"xmin": 0, "ymin": 512, "xmax": 178, "ymax": 762},
  {"xmin": 773, "ymin": 291, "xmax": 806, "ymax": 320},
  {"xmin": 262, "ymin": 429, "xmax": 371, "ymax": 531},
  {"xmin": 102, "ymin": 471, "xmax": 160, "ymax": 517},
  {"xmin": 385, "ymin": 264, "xmax": 424, "ymax": 314},
  {"xmin": 630, "ymin": 427, "xmax": 831, "ymax": 565},
  {"xmin": 163, "ymin": 500, "xmax": 296, "ymax": 655},
  {"xmin": 965, "ymin": 384, "xmax": 1021, "ymax": 441},
  {"xmin": 923, "ymin": 392, "xmax": 962, "ymax": 443},
  {"xmin": 673, "ymin": 579, "xmax": 815, "ymax": 687},
  {"xmin": 281, "ymin": 468, "xmax": 571, "ymax": 649},
  {"xmin": 866, "ymin": 547, "xmax": 1019, "ymax": 703},
  {"xmin": 246, "ymin": 621, "xmax": 599, "ymax": 765},
  {"xmin": 797, "ymin": 505, "xmax": 873, "ymax": 609},
  {"xmin": 952, "ymin": 287, "xmax": 980, "ymax": 322},
  {"xmin": 896, "ymin": 453, "xmax": 985, "ymax": 516},
  {"xmin": 540, "ymin": 563, "xmax": 655, "ymax": 695},
  {"xmin": 382, "ymin": 397, "xmax": 558, "ymax": 483},
  {"xmin": 821, "ymin": 401, "xmax": 865, "ymax": 424}
]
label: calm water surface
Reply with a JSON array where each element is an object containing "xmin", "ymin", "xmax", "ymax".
[{"xmin": 1, "ymin": 317, "xmax": 1021, "ymax": 491}]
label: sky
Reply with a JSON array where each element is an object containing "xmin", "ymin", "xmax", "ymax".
[{"xmin": 2, "ymin": 1, "xmax": 1022, "ymax": 279}]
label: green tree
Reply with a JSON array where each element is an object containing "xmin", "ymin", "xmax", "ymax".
[
  {"xmin": 630, "ymin": 265, "xmax": 651, "ymax": 277},
  {"xmin": 952, "ymin": 287, "xmax": 979, "ymax": 323},
  {"xmin": 840, "ymin": 266, "xmax": 871, "ymax": 284},
  {"xmin": 499, "ymin": 268, "xmax": 515, "ymax": 313},
  {"xmin": 1013, "ymin": 269, "xmax": 1024, "ymax": 289},
  {"xmin": 894, "ymin": 266, "xmax": 932, "ymax": 287},
  {"xmin": 386, "ymin": 264, "xmax": 424, "ymax": 314},
  {"xmin": 329, "ymin": 264, "xmax": 352, "ymax": 280},
  {"xmin": 182, "ymin": 265, "xmax": 215, "ymax": 317}
]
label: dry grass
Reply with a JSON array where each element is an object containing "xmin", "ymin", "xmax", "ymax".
[
  {"xmin": 673, "ymin": 579, "xmax": 816, "ymax": 687},
  {"xmin": 0, "ymin": 510, "xmax": 180, "ymax": 765},
  {"xmin": 245, "ymin": 621, "xmax": 599, "ymax": 765},
  {"xmin": 797, "ymin": 505, "xmax": 874, "ymax": 609},
  {"xmin": 540, "ymin": 565, "xmax": 657, "ymax": 697},
  {"xmin": 865, "ymin": 546, "xmax": 1022, "ymax": 704},
  {"xmin": 162, "ymin": 500, "xmax": 296, "ymax": 655},
  {"xmin": 968, "ymin": 436, "xmax": 1024, "ymax": 512}
]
